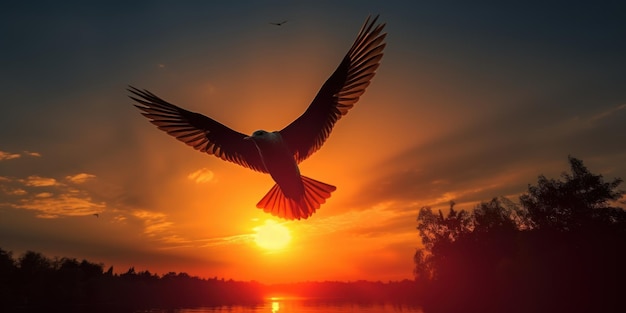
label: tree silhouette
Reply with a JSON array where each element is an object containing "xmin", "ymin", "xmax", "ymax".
[
  {"xmin": 0, "ymin": 249, "xmax": 265, "ymax": 311},
  {"xmin": 415, "ymin": 157, "xmax": 625, "ymax": 313},
  {"xmin": 521, "ymin": 156, "xmax": 624, "ymax": 231},
  {"xmin": 0, "ymin": 248, "xmax": 16, "ymax": 309}
]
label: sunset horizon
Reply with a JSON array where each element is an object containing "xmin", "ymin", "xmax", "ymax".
[{"xmin": 2, "ymin": 0, "xmax": 626, "ymax": 291}]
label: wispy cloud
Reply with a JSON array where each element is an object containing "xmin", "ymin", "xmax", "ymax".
[
  {"xmin": 0, "ymin": 150, "xmax": 42, "ymax": 161},
  {"xmin": 348, "ymin": 98, "xmax": 626, "ymax": 217},
  {"xmin": 66, "ymin": 173, "xmax": 96, "ymax": 184},
  {"xmin": 198, "ymin": 233, "xmax": 254, "ymax": 248},
  {"xmin": 23, "ymin": 151, "xmax": 42, "ymax": 157},
  {"xmin": 112, "ymin": 214, "xmax": 127, "ymax": 222},
  {"xmin": 589, "ymin": 103, "xmax": 626, "ymax": 124},
  {"xmin": 0, "ymin": 186, "xmax": 27, "ymax": 196},
  {"xmin": 187, "ymin": 168, "xmax": 215, "ymax": 183},
  {"xmin": 128, "ymin": 209, "xmax": 251, "ymax": 249},
  {"xmin": 557, "ymin": 103, "xmax": 626, "ymax": 133},
  {"xmin": 132, "ymin": 209, "xmax": 175, "ymax": 237},
  {"xmin": 297, "ymin": 202, "xmax": 406, "ymax": 237},
  {"xmin": 11, "ymin": 193, "xmax": 105, "ymax": 219},
  {"xmin": 0, "ymin": 151, "xmax": 20, "ymax": 161},
  {"xmin": 0, "ymin": 172, "xmax": 105, "ymax": 218},
  {"xmin": 21, "ymin": 175, "xmax": 59, "ymax": 187}
]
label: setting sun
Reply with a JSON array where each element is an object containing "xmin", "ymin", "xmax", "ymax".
[{"xmin": 254, "ymin": 220, "xmax": 291, "ymax": 250}]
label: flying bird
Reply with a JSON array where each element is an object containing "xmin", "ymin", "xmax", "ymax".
[
  {"xmin": 129, "ymin": 15, "xmax": 386, "ymax": 220},
  {"xmin": 270, "ymin": 20, "xmax": 288, "ymax": 26}
]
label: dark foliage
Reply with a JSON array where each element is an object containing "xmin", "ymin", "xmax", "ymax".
[
  {"xmin": 0, "ymin": 250, "xmax": 264, "ymax": 312},
  {"xmin": 0, "ymin": 251, "xmax": 420, "ymax": 312},
  {"xmin": 414, "ymin": 157, "xmax": 626, "ymax": 313}
]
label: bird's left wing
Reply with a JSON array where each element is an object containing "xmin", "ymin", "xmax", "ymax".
[
  {"xmin": 279, "ymin": 15, "xmax": 386, "ymax": 163},
  {"xmin": 128, "ymin": 86, "xmax": 268, "ymax": 173}
]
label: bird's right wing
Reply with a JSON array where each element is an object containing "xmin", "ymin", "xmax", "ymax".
[
  {"xmin": 128, "ymin": 86, "xmax": 268, "ymax": 173},
  {"xmin": 279, "ymin": 15, "xmax": 386, "ymax": 163}
]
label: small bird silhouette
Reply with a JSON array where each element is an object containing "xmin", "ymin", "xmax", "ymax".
[
  {"xmin": 129, "ymin": 15, "xmax": 386, "ymax": 220},
  {"xmin": 270, "ymin": 20, "xmax": 288, "ymax": 26},
  {"xmin": 93, "ymin": 213, "xmax": 99, "ymax": 218}
]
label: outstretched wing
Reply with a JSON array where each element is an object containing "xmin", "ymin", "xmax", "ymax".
[
  {"xmin": 279, "ymin": 15, "xmax": 386, "ymax": 163},
  {"xmin": 128, "ymin": 86, "xmax": 268, "ymax": 173}
]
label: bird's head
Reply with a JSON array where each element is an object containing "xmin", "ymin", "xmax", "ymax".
[
  {"xmin": 244, "ymin": 130, "xmax": 269, "ymax": 140},
  {"xmin": 244, "ymin": 129, "xmax": 270, "ymax": 141},
  {"xmin": 244, "ymin": 130, "xmax": 281, "ymax": 144}
]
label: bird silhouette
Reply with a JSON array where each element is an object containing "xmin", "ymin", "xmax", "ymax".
[
  {"xmin": 269, "ymin": 20, "xmax": 288, "ymax": 26},
  {"xmin": 129, "ymin": 15, "xmax": 386, "ymax": 220}
]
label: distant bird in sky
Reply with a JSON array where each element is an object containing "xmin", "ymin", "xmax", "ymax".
[
  {"xmin": 129, "ymin": 15, "xmax": 386, "ymax": 220},
  {"xmin": 269, "ymin": 20, "xmax": 288, "ymax": 26},
  {"xmin": 93, "ymin": 213, "xmax": 99, "ymax": 218}
]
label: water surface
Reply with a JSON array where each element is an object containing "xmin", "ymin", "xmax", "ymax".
[{"xmin": 145, "ymin": 297, "xmax": 423, "ymax": 313}]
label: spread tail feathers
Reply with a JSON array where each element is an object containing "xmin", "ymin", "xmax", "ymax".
[{"xmin": 256, "ymin": 176, "xmax": 336, "ymax": 220}]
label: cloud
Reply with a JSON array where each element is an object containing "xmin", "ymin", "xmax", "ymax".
[
  {"xmin": 0, "ymin": 176, "xmax": 26, "ymax": 195},
  {"xmin": 0, "ymin": 150, "xmax": 42, "ymax": 161},
  {"xmin": 347, "ymin": 98, "xmax": 626, "ymax": 215},
  {"xmin": 127, "ymin": 209, "xmax": 254, "ymax": 249},
  {"xmin": 187, "ymin": 168, "xmax": 215, "ymax": 183},
  {"xmin": 66, "ymin": 173, "xmax": 96, "ymax": 184},
  {"xmin": 0, "ymin": 171, "xmax": 106, "ymax": 218},
  {"xmin": 112, "ymin": 214, "xmax": 127, "ymax": 222},
  {"xmin": 0, "ymin": 186, "xmax": 27, "ymax": 196},
  {"xmin": 21, "ymin": 175, "xmax": 59, "ymax": 187},
  {"xmin": 198, "ymin": 233, "xmax": 254, "ymax": 247},
  {"xmin": 23, "ymin": 151, "xmax": 41, "ymax": 157},
  {"xmin": 296, "ymin": 202, "xmax": 414, "ymax": 240},
  {"xmin": 132, "ymin": 209, "xmax": 175, "ymax": 237},
  {"xmin": 11, "ymin": 193, "xmax": 105, "ymax": 219},
  {"xmin": 0, "ymin": 151, "xmax": 21, "ymax": 161},
  {"xmin": 589, "ymin": 103, "xmax": 626, "ymax": 124},
  {"xmin": 129, "ymin": 209, "xmax": 204, "ymax": 249}
]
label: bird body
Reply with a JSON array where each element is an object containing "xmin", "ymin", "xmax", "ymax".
[
  {"xmin": 246, "ymin": 130, "xmax": 304, "ymax": 197},
  {"xmin": 129, "ymin": 15, "xmax": 386, "ymax": 220},
  {"xmin": 244, "ymin": 130, "xmax": 336, "ymax": 219}
]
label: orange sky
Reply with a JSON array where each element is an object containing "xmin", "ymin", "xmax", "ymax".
[{"xmin": 1, "ymin": 1, "xmax": 625, "ymax": 284}]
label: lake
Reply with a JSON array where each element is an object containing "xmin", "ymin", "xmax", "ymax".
[{"xmin": 143, "ymin": 297, "xmax": 424, "ymax": 313}]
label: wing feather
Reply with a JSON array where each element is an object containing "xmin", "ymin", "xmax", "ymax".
[
  {"xmin": 128, "ymin": 86, "xmax": 267, "ymax": 173},
  {"xmin": 280, "ymin": 15, "xmax": 386, "ymax": 163}
]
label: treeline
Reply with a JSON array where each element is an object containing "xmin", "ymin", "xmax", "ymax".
[
  {"xmin": 267, "ymin": 280, "xmax": 419, "ymax": 304},
  {"xmin": 0, "ymin": 249, "xmax": 264, "ymax": 311},
  {"xmin": 0, "ymin": 246, "xmax": 421, "ymax": 311},
  {"xmin": 414, "ymin": 157, "xmax": 626, "ymax": 313}
]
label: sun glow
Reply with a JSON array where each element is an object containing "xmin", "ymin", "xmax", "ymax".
[
  {"xmin": 271, "ymin": 300, "xmax": 280, "ymax": 313},
  {"xmin": 254, "ymin": 220, "xmax": 291, "ymax": 250}
]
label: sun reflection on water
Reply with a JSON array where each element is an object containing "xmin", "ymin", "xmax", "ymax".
[
  {"xmin": 271, "ymin": 300, "xmax": 279, "ymax": 313},
  {"xmin": 268, "ymin": 296, "xmax": 282, "ymax": 312}
]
